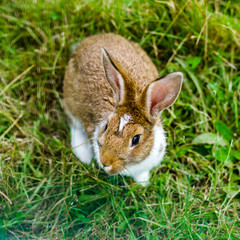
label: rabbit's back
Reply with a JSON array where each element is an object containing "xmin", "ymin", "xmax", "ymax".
[{"xmin": 63, "ymin": 33, "xmax": 158, "ymax": 137}]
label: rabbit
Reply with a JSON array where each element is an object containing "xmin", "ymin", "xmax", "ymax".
[{"xmin": 63, "ymin": 33, "xmax": 183, "ymax": 186}]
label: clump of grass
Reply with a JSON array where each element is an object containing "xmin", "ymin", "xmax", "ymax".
[{"xmin": 0, "ymin": 0, "xmax": 240, "ymax": 239}]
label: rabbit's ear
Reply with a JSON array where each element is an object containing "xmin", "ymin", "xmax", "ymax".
[
  {"xmin": 140, "ymin": 72, "xmax": 183, "ymax": 117},
  {"xmin": 102, "ymin": 48, "xmax": 125, "ymax": 104}
]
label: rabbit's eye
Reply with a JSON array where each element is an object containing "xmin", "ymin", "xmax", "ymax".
[
  {"xmin": 131, "ymin": 134, "xmax": 141, "ymax": 147},
  {"xmin": 104, "ymin": 123, "xmax": 108, "ymax": 132}
]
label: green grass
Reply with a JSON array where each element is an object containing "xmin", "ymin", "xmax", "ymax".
[{"xmin": 0, "ymin": 0, "xmax": 240, "ymax": 239}]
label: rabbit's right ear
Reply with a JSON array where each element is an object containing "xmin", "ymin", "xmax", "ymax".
[
  {"xmin": 102, "ymin": 48, "xmax": 125, "ymax": 104},
  {"xmin": 140, "ymin": 72, "xmax": 183, "ymax": 118}
]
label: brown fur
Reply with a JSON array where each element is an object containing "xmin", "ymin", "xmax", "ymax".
[{"xmin": 63, "ymin": 33, "xmax": 158, "ymax": 137}]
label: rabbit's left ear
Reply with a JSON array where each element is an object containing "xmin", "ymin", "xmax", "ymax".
[
  {"xmin": 102, "ymin": 48, "xmax": 125, "ymax": 104},
  {"xmin": 140, "ymin": 72, "xmax": 183, "ymax": 117}
]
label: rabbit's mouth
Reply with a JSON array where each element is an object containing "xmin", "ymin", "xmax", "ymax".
[{"xmin": 100, "ymin": 154, "xmax": 126, "ymax": 175}]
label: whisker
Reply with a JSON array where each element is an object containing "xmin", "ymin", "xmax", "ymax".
[{"xmin": 120, "ymin": 170, "xmax": 128, "ymax": 187}]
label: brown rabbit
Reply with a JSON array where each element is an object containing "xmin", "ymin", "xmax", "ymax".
[{"xmin": 63, "ymin": 33, "xmax": 183, "ymax": 186}]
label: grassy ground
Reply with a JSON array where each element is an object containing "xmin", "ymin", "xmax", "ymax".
[{"xmin": 0, "ymin": 0, "xmax": 240, "ymax": 239}]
